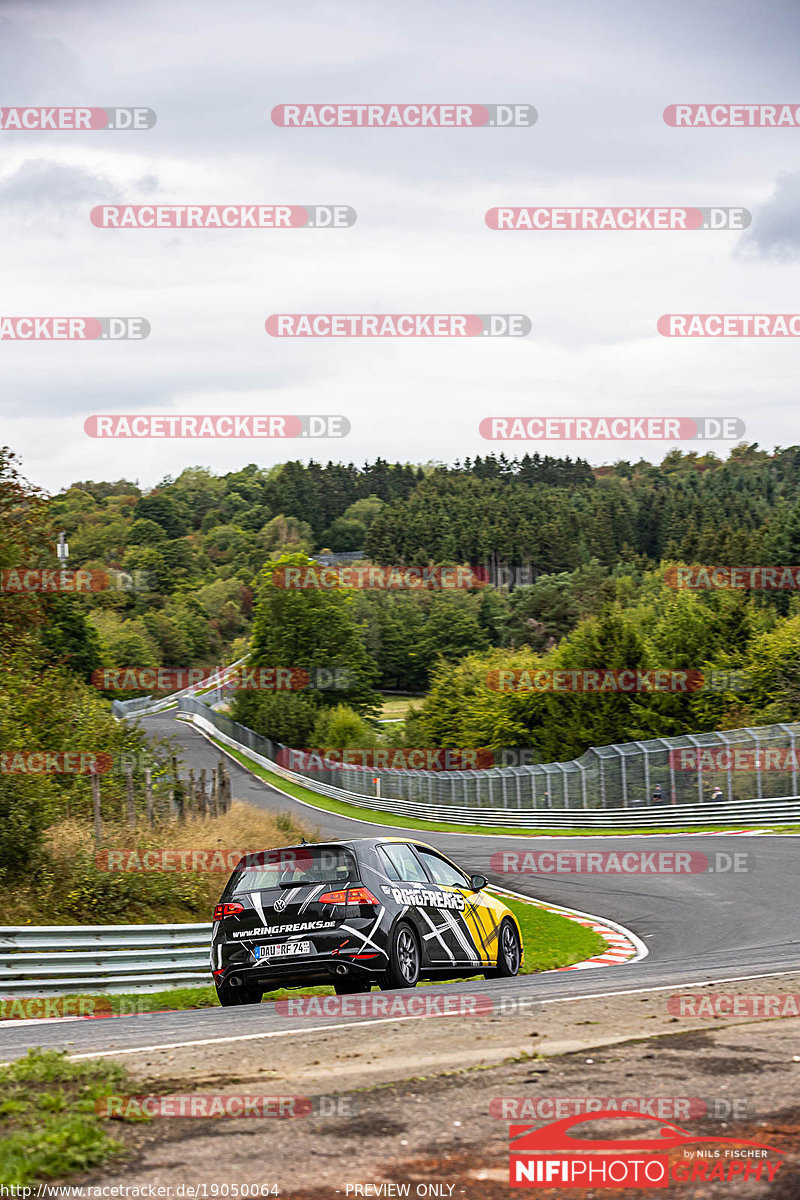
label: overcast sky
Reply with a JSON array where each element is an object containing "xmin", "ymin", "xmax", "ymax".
[{"xmin": 2, "ymin": 0, "xmax": 800, "ymax": 494}]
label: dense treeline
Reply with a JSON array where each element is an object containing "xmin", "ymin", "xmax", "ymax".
[
  {"xmin": 36, "ymin": 444, "xmax": 800, "ymax": 694},
  {"xmin": 365, "ymin": 445, "xmax": 800, "ymax": 574},
  {"xmin": 7, "ymin": 442, "xmax": 800, "ymax": 789},
  {"xmin": 0, "ymin": 450, "xmax": 154, "ymax": 880}
]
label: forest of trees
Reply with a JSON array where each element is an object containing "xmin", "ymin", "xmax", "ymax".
[
  {"xmin": 5, "ymin": 441, "xmax": 800, "ymax": 841},
  {"xmin": 28, "ymin": 443, "xmax": 800, "ymax": 697}
]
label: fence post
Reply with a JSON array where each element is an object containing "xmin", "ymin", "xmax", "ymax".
[
  {"xmin": 211, "ymin": 768, "xmax": 219, "ymax": 818},
  {"xmin": 145, "ymin": 768, "xmax": 154, "ymax": 828},
  {"xmin": 579, "ymin": 762, "xmax": 588, "ymax": 809},
  {"xmin": 619, "ymin": 750, "xmax": 628, "ymax": 808},
  {"xmin": 187, "ymin": 769, "xmax": 196, "ymax": 817},
  {"xmin": 91, "ymin": 773, "xmax": 103, "ymax": 844},
  {"xmin": 125, "ymin": 764, "xmax": 136, "ymax": 827},
  {"xmin": 198, "ymin": 768, "xmax": 208, "ymax": 817},
  {"xmin": 172, "ymin": 756, "xmax": 185, "ymax": 824}
]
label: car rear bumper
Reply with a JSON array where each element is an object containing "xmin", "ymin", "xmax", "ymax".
[{"xmin": 214, "ymin": 954, "xmax": 383, "ymax": 989}]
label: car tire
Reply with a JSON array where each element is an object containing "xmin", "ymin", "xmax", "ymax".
[
  {"xmin": 485, "ymin": 919, "xmax": 521, "ymax": 979},
  {"xmin": 215, "ymin": 982, "xmax": 263, "ymax": 1006},
  {"xmin": 333, "ymin": 977, "xmax": 372, "ymax": 995},
  {"xmin": 380, "ymin": 921, "xmax": 420, "ymax": 990}
]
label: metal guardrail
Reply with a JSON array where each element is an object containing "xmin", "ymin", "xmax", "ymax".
[
  {"xmin": 112, "ymin": 658, "xmax": 248, "ymax": 719},
  {"xmin": 178, "ymin": 699, "xmax": 800, "ymax": 815},
  {"xmin": 180, "ymin": 702, "xmax": 800, "ymax": 829},
  {"xmin": 0, "ymin": 925, "xmax": 213, "ymax": 995}
]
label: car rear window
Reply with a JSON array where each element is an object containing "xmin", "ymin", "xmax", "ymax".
[{"xmin": 227, "ymin": 845, "xmax": 357, "ymax": 894}]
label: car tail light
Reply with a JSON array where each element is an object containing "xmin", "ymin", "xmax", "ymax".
[
  {"xmin": 213, "ymin": 902, "xmax": 244, "ymax": 921},
  {"xmin": 318, "ymin": 886, "xmax": 380, "ymax": 906}
]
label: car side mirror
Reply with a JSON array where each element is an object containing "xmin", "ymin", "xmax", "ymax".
[{"xmin": 470, "ymin": 874, "xmax": 488, "ymax": 891}]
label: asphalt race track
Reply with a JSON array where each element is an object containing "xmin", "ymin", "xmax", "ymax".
[{"xmin": 2, "ymin": 711, "xmax": 798, "ymax": 1063}]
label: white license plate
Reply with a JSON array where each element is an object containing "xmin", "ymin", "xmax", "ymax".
[{"xmin": 254, "ymin": 941, "xmax": 312, "ymax": 960}]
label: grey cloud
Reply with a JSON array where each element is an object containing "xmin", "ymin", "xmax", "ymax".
[
  {"xmin": 739, "ymin": 172, "xmax": 800, "ymax": 261},
  {"xmin": 0, "ymin": 159, "xmax": 120, "ymax": 210},
  {"xmin": 0, "ymin": 16, "xmax": 81, "ymax": 96}
]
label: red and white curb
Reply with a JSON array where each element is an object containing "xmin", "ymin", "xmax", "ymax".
[{"xmin": 488, "ymin": 886, "xmax": 647, "ymax": 972}]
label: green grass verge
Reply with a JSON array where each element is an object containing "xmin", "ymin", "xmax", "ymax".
[
  {"xmin": 0, "ymin": 1049, "xmax": 143, "ymax": 1185},
  {"xmin": 0, "ymin": 905, "xmax": 602, "ymax": 1183},
  {"xmin": 30, "ymin": 894, "xmax": 606, "ymax": 1018},
  {"xmin": 505, "ymin": 892, "xmax": 606, "ymax": 971},
  {"xmin": 200, "ymin": 729, "xmax": 793, "ymax": 838}
]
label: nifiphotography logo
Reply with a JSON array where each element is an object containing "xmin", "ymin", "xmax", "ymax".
[{"xmin": 508, "ymin": 1112, "xmax": 784, "ymax": 1188}]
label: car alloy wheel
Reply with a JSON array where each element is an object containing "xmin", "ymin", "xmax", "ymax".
[{"xmin": 381, "ymin": 921, "xmax": 420, "ymax": 989}]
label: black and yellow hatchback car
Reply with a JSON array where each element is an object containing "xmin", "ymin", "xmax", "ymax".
[{"xmin": 212, "ymin": 836, "xmax": 523, "ymax": 1005}]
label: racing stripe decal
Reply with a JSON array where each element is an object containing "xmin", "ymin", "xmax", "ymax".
[
  {"xmin": 417, "ymin": 909, "xmax": 456, "ymax": 962},
  {"xmin": 249, "ymin": 891, "xmax": 268, "ymax": 924},
  {"xmin": 298, "ymin": 884, "xmax": 324, "ymax": 913}
]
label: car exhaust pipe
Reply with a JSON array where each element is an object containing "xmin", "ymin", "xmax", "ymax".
[
  {"xmin": 335, "ymin": 964, "xmax": 349, "ymax": 976},
  {"xmin": 229, "ymin": 975, "xmax": 241, "ymax": 987}
]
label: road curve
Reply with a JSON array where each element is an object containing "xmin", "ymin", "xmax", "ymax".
[{"xmin": 2, "ymin": 712, "xmax": 797, "ymax": 1062}]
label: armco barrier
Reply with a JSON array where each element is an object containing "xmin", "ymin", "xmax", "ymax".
[
  {"xmin": 112, "ymin": 658, "xmax": 247, "ymax": 719},
  {"xmin": 178, "ymin": 700, "xmax": 800, "ymax": 829},
  {"xmin": 0, "ymin": 925, "xmax": 212, "ymax": 995}
]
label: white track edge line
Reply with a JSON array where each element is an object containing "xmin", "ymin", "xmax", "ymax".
[{"xmin": 31, "ymin": 967, "xmax": 800, "ymax": 1063}]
